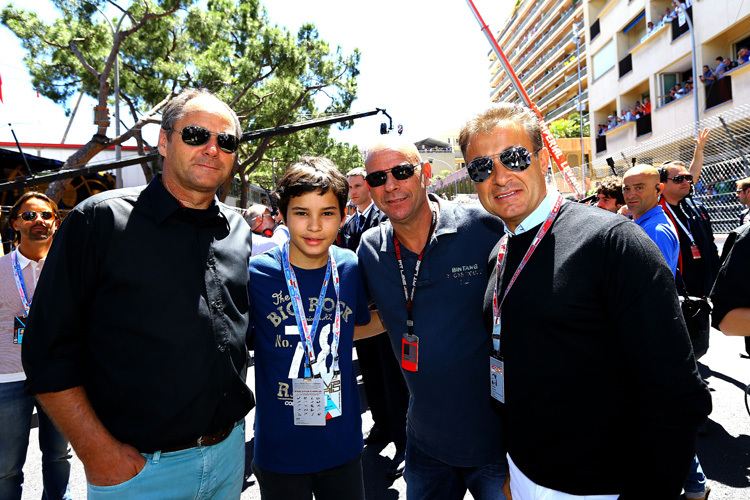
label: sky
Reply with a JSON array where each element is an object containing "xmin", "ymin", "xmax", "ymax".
[{"xmin": 0, "ymin": 0, "xmax": 513, "ymax": 151}]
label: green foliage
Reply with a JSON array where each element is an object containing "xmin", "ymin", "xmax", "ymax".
[
  {"xmin": 549, "ymin": 113, "xmax": 590, "ymax": 139},
  {"xmin": 1, "ymin": 0, "xmax": 363, "ymax": 205}
]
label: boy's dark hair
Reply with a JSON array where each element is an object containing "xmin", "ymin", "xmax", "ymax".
[
  {"xmin": 275, "ymin": 156, "xmax": 348, "ymax": 219},
  {"xmin": 595, "ymin": 175, "xmax": 625, "ymax": 205}
]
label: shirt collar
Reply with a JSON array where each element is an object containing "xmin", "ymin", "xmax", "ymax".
[
  {"xmin": 357, "ymin": 201, "xmax": 375, "ymax": 218},
  {"xmin": 14, "ymin": 249, "xmax": 43, "ymax": 268},
  {"xmin": 146, "ymin": 173, "xmax": 225, "ymax": 227},
  {"xmin": 634, "ymin": 204, "xmax": 664, "ymax": 225},
  {"xmin": 505, "ymin": 188, "xmax": 558, "ymax": 236},
  {"xmin": 379, "ymin": 193, "xmax": 454, "ymax": 253}
]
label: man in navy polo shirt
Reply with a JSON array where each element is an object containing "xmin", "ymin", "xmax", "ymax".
[{"xmin": 357, "ymin": 137, "xmax": 508, "ymax": 500}]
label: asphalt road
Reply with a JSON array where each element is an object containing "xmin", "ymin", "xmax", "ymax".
[{"xmin": 21, "ymin": 328, "xmax": 750, "ymax": 499}]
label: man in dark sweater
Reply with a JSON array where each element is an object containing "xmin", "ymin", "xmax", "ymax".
[{"xmin": 458, "ymin": 103, "xmax": 711, "ymax": 499}]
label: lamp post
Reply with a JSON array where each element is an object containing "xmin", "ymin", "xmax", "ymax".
[
  {"xmin": 573, "ymin": 24, "xmax": 585, "ymax": 183},
  {"xmin": 427, "ymin": 156, "xmax": 456, "ymax": 173},
  {"xmin": 428, "ymin": 156, "xmax": 458, "ymax": 199},
  {"xmin": 677, "ymin": 1, "xmax": 699, "ymax": 138}
]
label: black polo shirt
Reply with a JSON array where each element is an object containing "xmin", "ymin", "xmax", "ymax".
[{"xmin": 22, "ymin": 174, "xmax": 254, "ymax": 452}]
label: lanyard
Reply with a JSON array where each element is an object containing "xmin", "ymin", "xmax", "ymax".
[
  {"xmin": 12, "ymin": 250, "xmax": 32, "ymax": 314},
  {"xmin": 281, "ymin": 242, "xmax": 341, "ymax": 378},
  {"xmin": 492, "ymin": 193, "xmax": 564, "ymax": 352},
  {"xmin": 664, "ymin": 202, "xmax": 695, "ymax": 243},
  {"xmin": 393, "ymin": 208, "xmax": 437, "ymax": 335}
]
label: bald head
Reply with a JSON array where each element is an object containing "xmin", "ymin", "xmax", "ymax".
[
  {"xmin": 623, "ymin": 165, "xmax": 663, "ymax": 220},
  {"xmin": 363, "ymin": 137, "xmax": 432, "ymax": 232},
  {"xmin": 624, "ymin": 165, "xmax": 660, "ymax": 184},
  {"xmin": 365, "ymin": 138, "xmax": 422, "ymax": 168}
]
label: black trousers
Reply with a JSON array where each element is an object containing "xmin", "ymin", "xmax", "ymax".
[
  {"xmin": 355, "ymin": 332, "xmax": 410, "ymax": 452},
  {"xmin": 251, "ymin": 455, "xmax": 365, "ymax": 500}
]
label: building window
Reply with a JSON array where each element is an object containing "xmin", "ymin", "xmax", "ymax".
[
  {"xmin": 622, "ymin": 11, "xmax": 646, "ymax": 49},
  {"xmin": 593, "ymin": 40, "xmax": 615, "ymax": 80}
]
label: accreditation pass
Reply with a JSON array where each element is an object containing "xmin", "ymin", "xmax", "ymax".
[
  {"xmin": 490, "ymin": 355, "xmax": 505, "ymax": 403},
  {"xmin": 292, "ymin": 378, "xmax": 326, "ymax": 426}
]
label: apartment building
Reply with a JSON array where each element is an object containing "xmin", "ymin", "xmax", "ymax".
[
  {"xmin": 490, "ymin": 0, "xmax": 590, "ymax": 170},
  {"xmin": 586, "ymin": 0, "xmax": 750, "ymax": 158}
]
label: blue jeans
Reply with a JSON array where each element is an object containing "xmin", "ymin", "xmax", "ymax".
[
  {"xmin": 0, "ymin": 381, "xmax": 72, "ymax": 500},
  {"xmin": 403, "ymin": 440, "xmax": 508, "ymax": 500},
  {"xmin": 684, "ymin": 454, "xmax": 707, "ymax": 497},
  {"xmin": 87, "ymin": 421, "xmax": 245, "ymax": 500}
]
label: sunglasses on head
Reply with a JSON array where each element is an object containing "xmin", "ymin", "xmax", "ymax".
[
  {"xmin": 467, "ymin": 146, "xmax": 540, "ymax": 183},
  {"xmin": 172, "ymin": 126, "xmax": 240, "ymax": 154},
  {"xmin": 365, "ymin": 163, "xmax": 419, "ymax": 187},
  {"xmin": 667, "ymin": 175, "xmax": 692, "ymax": 184},
  {"xmin": 20, "ymin": 211, "xmax": 55, "ymax": 222}
]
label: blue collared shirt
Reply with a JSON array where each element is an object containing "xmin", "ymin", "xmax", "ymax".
[
  {"xmin": 635, "ymin": 204, "xmax": 679, "ymax": 275},
  {"xmin": 505, "ymin": 189, "xmax": 559, "ymax": 236}
]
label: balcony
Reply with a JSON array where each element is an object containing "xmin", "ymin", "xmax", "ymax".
[
  {"xmin": 670, "ymin": 6, "xmax": 693, "ymax": 41},
  {"xmin": 515, "ymin": 31, "xmax": 577, "ymax": 88},
  {"xmin": 544, "ymin": 89, "xmax": 589, "ymax": 123},
  {"xmin": 536, "ymin": 69, "xmax": 587, "ymax": 108},
  {"xmin": 590, "ymin": 18, "xmax": 600, "ymax": 41},
  {"xmin": 705, "ymin": 76, "xmax": 732, "ymax": 109},
  {"xmin": 502, "ymin": 0, "xmax": 548, "ymax": 53},
  {"xmin": 635, "ymin": 113, "xmax": 651, "ymax": 138},
  {"xmin": 596, "ymin": 135, "xmax": 607, "ymax": 154},
  {"xmin": 511, "ymin": 0, "xmax": 575, "ymax": 62},
  {"xmin": 618, "ymin": 54, "xmax": 632, "ymax": 78}
]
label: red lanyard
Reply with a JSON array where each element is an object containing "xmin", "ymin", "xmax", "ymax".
[
  {"xmin": 492, "ymin": 193, "xmax": 563, "ymax": 351},
  {"xmin": 393, "ymin": 209, "xmax": 437, "ymax": 335}
]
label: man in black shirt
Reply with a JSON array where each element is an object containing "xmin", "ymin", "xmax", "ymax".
[
  {"xmin": 711, "ymin": 222, "xmax": 750, "ymax": 335},
  {"xmin": 458, "ymin": 103, "xmax": 710, "ymax": 498},
  {"xmin": 659, "ymin": 160, "xmax": 720, "ymax": 359},
  {"xmin": 22, "ymin": 88, "xmax": 253, "ymax": 499}
]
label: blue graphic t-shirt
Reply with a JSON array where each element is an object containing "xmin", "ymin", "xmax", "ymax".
[{"xmin": 249, "ymin": 245, "xmax": 370, "ymax": 474}]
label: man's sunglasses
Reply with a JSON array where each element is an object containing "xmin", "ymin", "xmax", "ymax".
[
  {"xmin": 667, "ymin": 175, "xmax": 693, "ymax": 184},
  {"xmin": 365, "ymin": 163, "xmax": 418, "ymax": 187},
  {"xmin": 20, "ymin": 211, "xmax": 55, "ymax": 221},
  {"xmin": 172, "ymin": 126, "xmax": 240, "ymax": 154},
  {"xmin": 467, "ymin": 146, "xmax": 540, "ymax": 183}
]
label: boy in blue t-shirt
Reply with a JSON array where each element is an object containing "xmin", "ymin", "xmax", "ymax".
[{"xmin": 248, "ymin": 156, "xmax": 381, "ymax": 500}]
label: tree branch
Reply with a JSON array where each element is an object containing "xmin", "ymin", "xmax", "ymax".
[{"xmin": 69, "ymin": 42, "xmax": 102, "ymax": 79}]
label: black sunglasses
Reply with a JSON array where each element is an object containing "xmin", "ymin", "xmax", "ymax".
[
  {"xmin": 467, "ymin": 146, "xmax": 540, "ymax": 183},
  {"xmin": 172, "ymin": 126, "xmax": 240, "ymax": 154},
  {"xmin": 365, "ymin": 163, "xmax": 418, "ymax": 187},
  {"xmin": 667, "ymin": 175, "xmax": 693, "ymax": 184},
  {"xmin": 20, "ymin": 211, "xmax": 55, "ymax": 221}
]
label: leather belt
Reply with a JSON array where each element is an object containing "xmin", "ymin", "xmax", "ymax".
[{"xmin": 160, "ymin": 423, "xmax": 235, "ymax": 453}]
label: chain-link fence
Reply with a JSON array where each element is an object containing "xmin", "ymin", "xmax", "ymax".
[{"xmin": 555, "ymin": 103, "xmax": 750, "ymax": 234}]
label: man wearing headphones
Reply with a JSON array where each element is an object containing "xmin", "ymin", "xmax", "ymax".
[
  {"xmin": 736, "ymin": 177, "xmax": 750, "ymax": 226},
  {"xmin": 623, "ymin": 165, "xmax": 679, "ymax": 274},
  {"xmin": 244, "ymin": 203, "xmax": 289, "ymax": 256}
]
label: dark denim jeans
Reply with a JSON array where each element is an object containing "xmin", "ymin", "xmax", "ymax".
[{"xmin": 0, "ymin": 381, "xmax": 72, "ymax": 500}]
